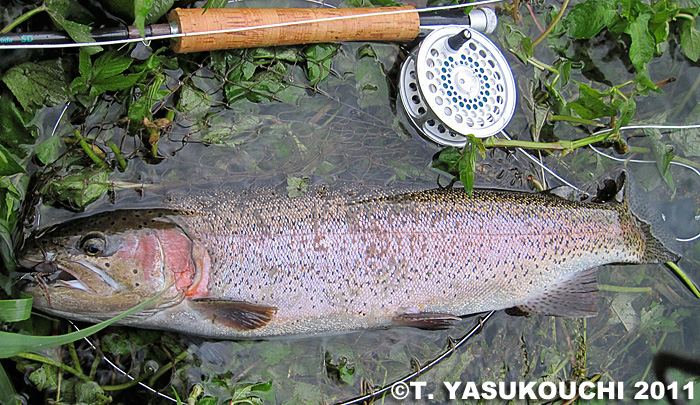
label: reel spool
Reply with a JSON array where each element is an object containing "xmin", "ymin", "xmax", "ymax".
[{"xmin": 399, "ymin": 25, "xmax": 516, "ymax": 147}]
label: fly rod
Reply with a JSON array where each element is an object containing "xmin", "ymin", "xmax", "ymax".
[{"xmin": 0, "ymin": 3, "xmax": 499, "ymax": 53}]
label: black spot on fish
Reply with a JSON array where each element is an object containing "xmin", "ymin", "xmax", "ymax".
[
  {"xmin": 133, "ymin": 269, "xmax": 138, "ymax": 274},
  {"xmin": 105, "ymin": 263, "xmax": 110, "ymax": 268},
  {"xmin": 135, "ymin": 282, "xmax": 140, "ymax": 287}
]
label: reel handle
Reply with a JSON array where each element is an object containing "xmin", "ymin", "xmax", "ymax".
[{"xmin": 168, "ymin": 7, "xmax": 420, "ymax": 53}]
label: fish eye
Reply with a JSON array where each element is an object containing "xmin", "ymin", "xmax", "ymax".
[{"xmin": 80, "ymin": 233, "xmax": 106, "ymax": 256}]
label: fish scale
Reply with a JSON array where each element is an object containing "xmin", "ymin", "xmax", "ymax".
[
  {"xmin": 21, "ymin": 185, "xmax": 680, "ymax": 338},
  {"xmin": 159, "ymin": 187, "xmax": 654, "ymax": 336}
]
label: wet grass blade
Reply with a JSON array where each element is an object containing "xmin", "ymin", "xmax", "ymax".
[
  {"xmin": 0, "ymin": 293, "xmax": 33, "ymax": 322},
  {"xmin": 0, "ymin": 288, "xmax": 165, "ymax": 359},
  {"xmin": 0, "ymin": 363, "xmax": 20, "ymax": 405},
  {"xmin": 666, "ymin": 261, "xmax": 700, "ymax": 299}
]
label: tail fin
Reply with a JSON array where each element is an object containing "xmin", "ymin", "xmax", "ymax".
[{"xmin": 623, "ymin": 172, "xmax": 682, "ymax": 263}]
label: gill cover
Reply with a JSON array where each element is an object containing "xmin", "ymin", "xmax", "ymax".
[{"xmin": 19, "ymin": 209, "xmax": 199, "ymax": 319}]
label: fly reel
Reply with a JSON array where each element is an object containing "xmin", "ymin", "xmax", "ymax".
[{"xmin": 399, "ymin": 21, "xmax": 516, "ymax": 147}]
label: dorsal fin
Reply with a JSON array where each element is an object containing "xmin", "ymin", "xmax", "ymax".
[
  {"xmin": 514, "ymin": 267, "xmax": 599, "ymax": 317},
  {"xmin": 189, "ymin": 299, "xmax": 277, "ymax": 330}
]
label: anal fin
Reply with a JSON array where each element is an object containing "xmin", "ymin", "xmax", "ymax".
[
  {"xmin": 514, "ymin": 267, "xmax": 599, "ymax": 317},
  {"xmin": 189, "ymin": 299, "xmax": 277, "ymax": 331},
  {"xmin": 392, "ymin": 312, "xmax": 461, "ymax": 330}
]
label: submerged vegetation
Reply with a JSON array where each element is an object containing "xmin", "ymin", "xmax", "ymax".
[{"xmin": 0, "ymin": 0, "xmax": 699, "ymax": 403}]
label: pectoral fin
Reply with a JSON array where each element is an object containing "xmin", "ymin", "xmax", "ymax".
[
  {"xmin": 189, "ymin": 299, "xmax": 277, "ymax": 331},
  {"xmin": 392, "ymin": 312, "xmax": 461, "ymax": 330},
  {"xmin": 512, "ymin": 267, "xmax": 599, "ymax": 317}
]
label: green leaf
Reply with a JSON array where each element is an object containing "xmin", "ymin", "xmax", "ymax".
[
  {"xmin": 634, "ymin": 68, "xmax": 661, "ymax": 95},
  {"xmin": 73, "ymin": 50, "xmax": 144, "ymax": 99},
  {"xmin": 286, "ymin": 175, "xmax": 309, "ymax": 198},
  {"xmin": 431, "ymin": 146, "xmax": 461, "ymax": 176},
  {"xmin": 520, "ymin": 37, "xmax": 534, "ymax": 59},
  {"xmin": 0, "ymin": 288, "xmax": 168, "ymax": 358},
  {"xmin": 680, "ymin": 19, "xmax": 700, "ymax": 62},
  {"xmin": 0, "ymin": 219, "xmax": 17, "ymax": 276},
  {"xmin": 145, "ymin": 0, "xmax": 175, "ymax": 24},
  {"xmin": 70, "ymin": 76, "xmax": 89, "ymax": 96},
  {"xmin": 648, "ymin": 130, "xmax": 675, "ymax": 190},
  {"xmin": 567, "ymin": 82, "xmax": 617, "ymax": 120},
  {"xmin": 98, "ymin": 0, "xmax": 172, "ymax": 24},
  {"xmin": 45, "ymin": 0, "xmax": 101, "ymax": 54},
  {"xmin": 304, "ymin": 43, "xmax": 337, "ymax": 62},
  {"xmin": 357, "ymin": 44, "xmax": 376, "ymax": 58},
  {"xmin": 356, "ymin": 48, "xmax": 388, "ymax": 109},
  {"xmin": 0, "ymin": 179, "xmax": 23, "ymax": 276},
  {"xmin": 259, "ymin": 342, "xmax": 290, "ymax": 366},
  {"xmin": 564, "ymin": 0, "xmax": 618, "ymax": 39},
  {"xmin": 204, "ymin": 0, "xmax": 228, "ymax": 9},
  {"xmin": 0, "ymin": 294, "xmax": 33, "ymax": 322},
  {"xmin": 243, "ymin": 74, "xmax": 284, "ymax": 103},
  {"xmin": 614, "ymin": 96, "xmax": 636, "ymax": 130},
  {"xmin": 134, "ymin": 0, "xmax": 156, "ymax": 36},
  {"xmin": 128, "ymin": 73, "xmax": 169, "ymax": 124},
  {"xmin": 291, "ymin": 381, "xmax": 322, "ymax": 402},
  {"xmin": 649, "ymin": 20, "xmax": 670, "ymax": 45},
  {"xmin": 52, "ymin": 16, "xmax": 102, "ymax": 54},
  {"xmin": 0, "ymin": 94, "xmax": 32, "ymax": 156},
  {"xmin": 1, "ymin": 61, "xmax": 70, "ymax": 112},
  {"xmin": 133, "ymin": 48, "xmax": 177, "ymax": 73},
  {"xmin": 210, "ymin": 52, "xmax": 228, "ymax": 73},
  {"xmin": 103, "ymin": 0, "xmax": 172, "ymax": 35},
  {"xmin": 325, "ymin": 353, "xmax": 356, "ymax": 386},
  {"xmin": 228, "ymin": 381, "xmax": 274, "ymax": 404},
  {"xmin": 625, "ymin": 14, "xmax": 655, "ymax": 72},
  {"xmin": 0, "ymin": 364, "xmax": 20, "ymax": 405},
  {"xmin": 458, "ymin": 137, "xmax": 479, "ymax": 196},
  {"xmin": 226, "ymin": 55, "xmax": 258, "ymax": 84},
  {"xmin": 90, "ymin": 73, "xmax": 142, "ymax": 97},
  {"xmin": 305, "ymin": 44, "xmax": 337, "ymax": 85},
  {"xmin": 92, "ymin": 50, "xmax": 134, "ymax": 80},
  {"xmin": 76, "ymin": 381, "xmax": 106, "ymax": 404},
  {"xmin": 669, "ymin": 127, "xmax": 700, "ymax": 157},
  {"xmin": 29, "ymin": 366, "xmax": 58, "ymax": 391},
  {"xmin": 178, "ymin": 85, "xmax": 211, "ymax": 121},
  {"xmin": 41, "ymin": 168, "xmax": 108, "ymax": 209},
  {"xmin": 223, "ymin": 85, "xmax": 248, "ymax": 104},
  {"xmin": 35, "ymin": 135, "xmax": 64, "ymax": 165},
  {"xmin": 307, "ymin": 62, "xmax": 322, "ymax": 86},
  {"xmin": 248, "ymin": 47, "xmax": 283, "ymax": 61},
  {"xmin": 46, "ymin": 0, "xmax": 94, "ymax": 23},
  {"xmin": 0, "ymin": 145, "xmax": 25, "ymax": 176},
  {"xmin": 78, "ymin": 48, "xmax": 91, "ymax": 78}
]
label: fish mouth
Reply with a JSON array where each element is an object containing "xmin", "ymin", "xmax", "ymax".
[{"xmin": 20, "ymin": 254, "xmax": 119, "ymax": 294}]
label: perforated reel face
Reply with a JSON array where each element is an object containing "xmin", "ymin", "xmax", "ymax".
[{"xmin": 399, "ymin": 26, "xmax": 516, "ymax": 146}]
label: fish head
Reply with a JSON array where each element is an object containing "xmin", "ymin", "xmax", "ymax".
[{"xmin": 19, "ymin": 210, "xmax": 206, "ymax": 320}]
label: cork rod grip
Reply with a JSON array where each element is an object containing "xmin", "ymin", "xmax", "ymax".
[{"xmin": 168, "ymin": 7, "xmax": 420, "ymax": 53}]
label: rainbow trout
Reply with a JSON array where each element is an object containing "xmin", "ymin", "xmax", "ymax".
[{"xmin": 19, "ymin": 183, "xmax": 680, "ymax": 338}]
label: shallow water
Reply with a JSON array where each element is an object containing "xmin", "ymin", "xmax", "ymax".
[{"xmin": 7, "ymin": 0, "xmax": 700, "ymax": 403}]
